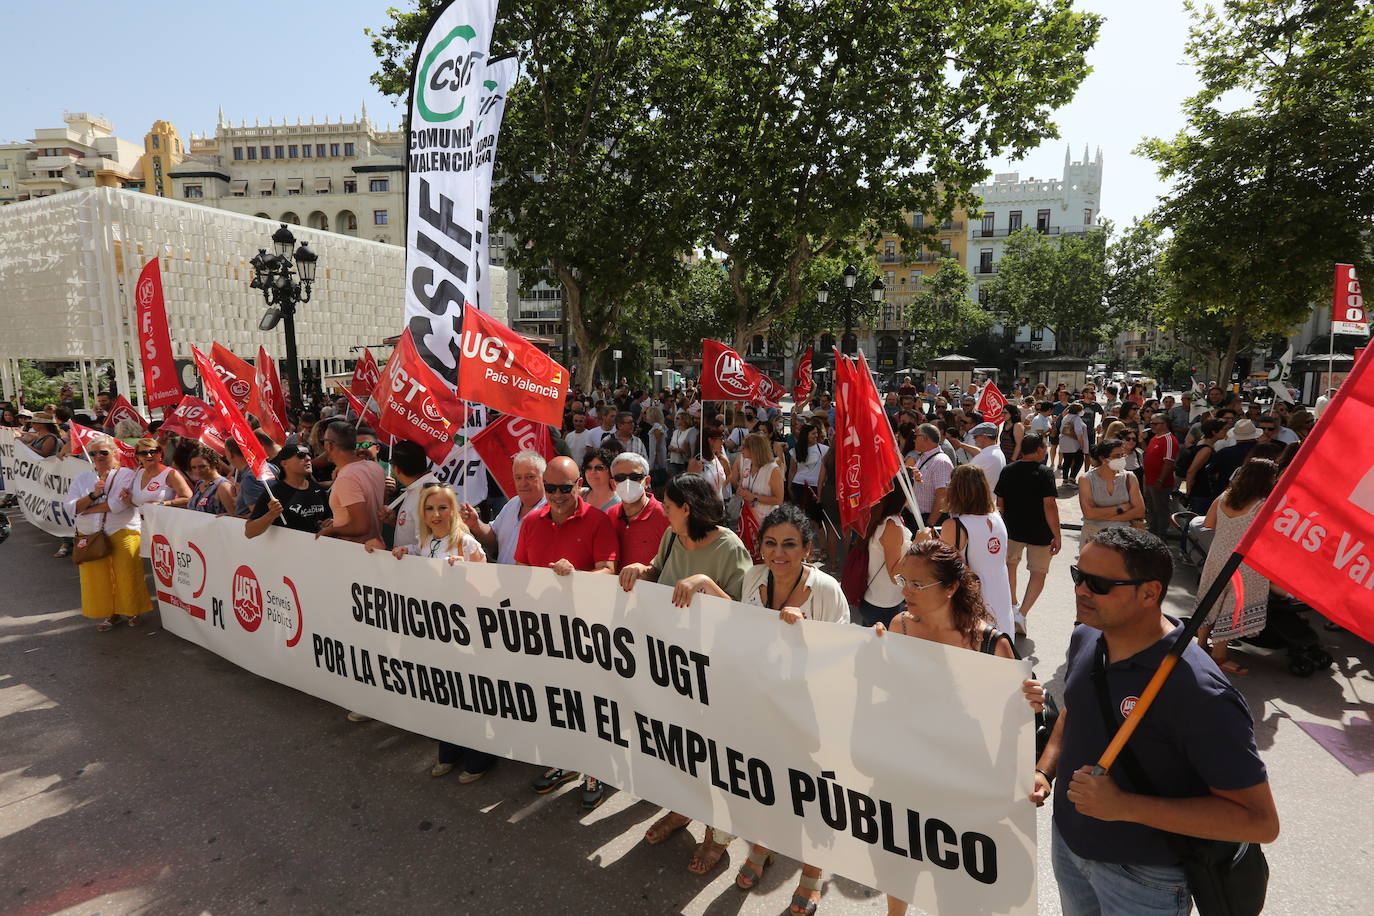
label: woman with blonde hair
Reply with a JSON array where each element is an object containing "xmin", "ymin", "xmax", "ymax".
[
  {"xmin": 65, "ymin": 435, "xmax": 152, "ymax": 631},
  {"xmin": 368, "ymin": 483, "xmax": 485, "ymax": 563},
  {"xmin": 916, "ymin": 464, "xmax": 1014, "ymax": 636},
  {"xmin": 123, "ymin": 436, "xmax": 192, "ymax": 511},
  {"xmin": 736, "ymin": 431, "xmax": 784, "ymax": 555}
]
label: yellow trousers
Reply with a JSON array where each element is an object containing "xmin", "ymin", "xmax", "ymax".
[{"xmin": 78, "ymin": 528, "xmax": 153, "ymax": 619}]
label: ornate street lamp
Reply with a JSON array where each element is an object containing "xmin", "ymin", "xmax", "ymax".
[
  {"xmin": 249, "ymin": 223, "xmax": 317, "ymax": 413},
  {"xmin": 819, "ymin": 264, "xmax": 885, "ymax": 355}
]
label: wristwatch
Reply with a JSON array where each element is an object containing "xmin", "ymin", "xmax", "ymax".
[{"xmin": 1115, "ymin": 504, "xmax": 1125, "ymax": 515}]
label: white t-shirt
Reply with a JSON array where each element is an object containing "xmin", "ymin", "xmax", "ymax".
[
  {"xmin": 405, "ymin": 533, "xmax": 485, "ymax": 562},
  {"xmin": 949, "ymin": 512, "xmax": 1013, "ymax": 636},
  {"xmin": 793, "ymin": 443, "xmax": 828, "ymax": 487},
  {"xmin": 970, "ymin": 445, "xmax": 1006, "ymax": 492},
  {"xmin": 741, "ymin": 564, "xmax": 850, "ymax": 624},
  {"xmin": 67, "ymin": 467, "xmax": 140, "ymax": 535},
  {"xmin": 1030, "ymin": 413, "xmax": 1052, "ymax": 434},
  {"xmin": 392, "ymin": 472, "xmax": 439, "ymax": 551},
  {"xmin": 491, "ymin": 495, "xmax": 546, "ymax": 566},
  {"xmin": 563, "ymin": 430, "xmax": 594, "ymax": 466}
]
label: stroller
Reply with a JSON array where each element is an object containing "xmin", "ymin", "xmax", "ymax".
[
  {"xmin": 1171, "ymin": 510, "xmax": 1212, "ymax": 567},
  {"xmin": 1234, "ymin": 593, "xmax": 1334, "ymax": 677}
]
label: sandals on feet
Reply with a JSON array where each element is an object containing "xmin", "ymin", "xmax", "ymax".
[
  {"xmin": 54, "ymin": 544, "xmax": 71, "ymax": 558},
  {"xmin": 643, "ymin": 812, "xmax": 691, "ymax": 846},
  {"xmin": 788, "ymin": 873, "xmax": 824, "ymax": 915},
  {"xmin": 735, "ymin": 848, "xmax": 773, "ymax": 890},
  {"xmin": 96, "ymin": 615, "xmax": 121, "ymax": 632},
  {"xmin": 126, "ymin": 614, "xmax": 143, "ymax": 628},
  {"xmin": 1217, "ymin": 659, "xmax": 1248, "ymax": 675},
  {"xmin": 687, "ymin": 837, "xmax": 728, "ymax": 875}
]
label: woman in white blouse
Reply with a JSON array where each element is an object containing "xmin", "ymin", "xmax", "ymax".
[{"xmin": 65, "ymin": 434, "xmax": 153, "ymax": 631}]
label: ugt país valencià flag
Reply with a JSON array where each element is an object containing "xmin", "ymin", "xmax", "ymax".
[
  {"xmin": 69, "ymin": 422, "xmax": 138, "ymax": 468},
  {"xmin": 1236, "ymin": 344, "xmax": 1374, "ymax": 641},
  {"xmin": 458, "ymin": 306, "xmax": 567, "ymax": 427},
  {"xmin": 375, "ymin": 329, "xmax": 467, "ymax": 463},
  {"xmin": 160, "ymin": 396, "xmax": 228, "ymax": 456},
  {"xmin": 209, "ymin": 343, "xmax": 257, "ymax": 412},
  {"xmin": 351, "ymin": 348, "xmax": 381, "ymax": 398},
  {"xmin": 470, "ymin": 413, "xmax": 555, "ymax": 499},
  {"xmin": 192, "ymin": 347, "xmax": 269, "ymax": 479},
  {"xmin": 107, "ymin": 395, "xmax": 149, "ymax": 434},
  {"xmin": 833, "ymin": 350, "xmax": 903, "ymax": 533},
  {"xmin": 975, "ymin": 381, "xmax": 1008, "ymax": 422}
]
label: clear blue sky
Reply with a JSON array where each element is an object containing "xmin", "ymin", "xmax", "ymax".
[{"xmin": 3, "ymin": 0, "xmax": 1196, "ymax": 226}]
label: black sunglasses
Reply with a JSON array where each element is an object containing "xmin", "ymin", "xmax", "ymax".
[
  {"xmin": 544, "ymin": 482, "xmax": 577, "ymax": 494},
  {"xmin": 91, "ymin": 449, "xmax": 111, "ymax": 457},
  {"xmin": 136, "ymin": 449, "xmax": 160, "ymax": 457},
  {"xmin": 1070, "ymin": 565, "xmax": 1149, "ymax": 595},
  {"xmin": 612, "ymin": 472, "xmax": 646, "ymax": 482}
]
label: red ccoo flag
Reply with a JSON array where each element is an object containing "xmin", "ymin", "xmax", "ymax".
[
  {"xmin": 975, "ymin": 381, "xmax": 1008, "ymax": 422},
  {"xmin": 351, "ymin": 348, "xmax": 381, "ymax": 398},
  {"xmin": 374, "ymin": 330, "xmax": 467, "ymax": 463},
  {"xmin": 470, "ymin": 413, "xmax": 555, "ymax": 498},
  {"xmin": 792, "ymin": 347, "xmax": 815, "ymax": 404},
  {"xmin": 193, "ymin": 346, "xmax": 269, "ymax": 478},
  {"xmin": 107, "ymin": 395, "xmax": 149, "ymax": 434},
  {"xmin": 459, "ymin": 306, "xmax": 567, "ymax": 427},
  {"xmin": 1234, "ymin": 345, "xmax": 1374, "ymax": 641},
  {"xmin": 69, "ymin": 422, "xmax": 138, "ymax": 468},
  {"xmin": 209, "ymin": 343, "xmax": 257, "ymax": 412}
]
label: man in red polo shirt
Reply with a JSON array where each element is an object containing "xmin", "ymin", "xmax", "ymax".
[
  {"xmin": 515, "ymin": 455, "xmax": 617, "ymax": 808},
  {"xmin": 1142, "ymin": 413, "xmax": 1179, "ymax": 540},
  {"xmin": 605, "ymin": 452, "xmax": 669, "ymax": 568}
]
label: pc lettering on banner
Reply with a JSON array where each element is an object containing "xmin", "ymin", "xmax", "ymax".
[
  {"xmin": 107, "ymin": 395, "xmax": 149, "ymax": 434},
  {"xmin": 471, "ymin": 414, "xmax": 554, "ymax": 498},
  {"xmin": 145, "ymin": 506, "xmax": 1038, "ymax": 916},
  {"xmin": 404, "ymin": 0, "xmax": 502, "ymax": 382},
  {"xmin": 134, "ymin": 257, "xmax": 182, "ymax": 409},
  {"xmin": 458, "ymin": 306, "xmax": 568, "ymax": 427},
  {"xmin": 1236, "ymin": 344, "xmax": 1374, "ymax": 641},
  {"xmin": 374, "ymin": 330, "xmax": 468, "ymax": 463},
  {"xmin": 192, "ymin": 346, "xmax": 270, "ymax": 479},
  {"xmin": 209, "ymin": 342, "xmax": 257, "ymax": 412}
]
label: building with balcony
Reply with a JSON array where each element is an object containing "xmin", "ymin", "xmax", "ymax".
[
  {"xmin": 167, "ymin": 107, "xmax": 405, "ymax": 246},
  {"xmin": 5, "ymin": 113, "xmax": 146, "ymax": 203}
]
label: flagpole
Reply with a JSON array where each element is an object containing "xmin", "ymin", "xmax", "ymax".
[{"xmin": 857, "ymin": 348, "xmax": 925, "ymax": 529}]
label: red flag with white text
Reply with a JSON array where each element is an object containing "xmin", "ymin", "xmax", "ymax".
[
  {"xmin": 975, "ymin": 381, "xmax": 1008, "ymax": 422},
  {"xmin": 69, "ymin": 422, "xmax": 138, "ymax": 468},
  {"xmin": 833, "ymin": 351, "xmax": 903, "ymax": 533},
  {"xmin": 470, "ymin": 414, "xmax": 555, "ymax": 498},
  {"xmin": 459, "ymin": 306, "xmax": 567, "ymax": 426},
  {"xmin": 134, "ymin": 258, "xmax": 181, "ymax": 408},
  {"xmin": 351, "ymin": 349, "xmax": 381, "ymax": 398},
  {"xmin": 107, "ymin": 395, "xmax": 149, "ymax": 434},
  {"xmin": 374, "ymin": 330, "xmax": 468, "ymax": 463},
  {"xmin": 1235, "ymin": 344, "xmax": 1374, "ymax": 641},
  {"xmin": 160, "ymin": 395, "xmax": 228, "ymax": 455},
  {"xmin": 700, "ymin": 339, "xmax": 757, "ymax": 402},
  {"xmin": 209, "ymin": 343, "xmax": 257, "ymax": 412},
  {"xmin": 253, "ymin": 346, "xmax": 289, "ymax": 444},
  {"xmin": 751, "ymin": 369, "xmax": 785, "ymax": 408},
  {"xmin": 334, "ymin": 385, "xmax": 393, "ymax": 445},
  {"xmin": 193, "ymin": 347, "xmax": 269, "ymax": 478},
  {"xmin": 1332, "ymin": 263, "xmax": 1370, "ymax": 335},
  {"xmin": 792, "ymin": 347, "xmax": 815, "ymax": 404}
]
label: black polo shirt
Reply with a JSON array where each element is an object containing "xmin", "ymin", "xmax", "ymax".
[{"xmin": 1053, "ymin": 619, "xmax": 1267, "ymax": 866}]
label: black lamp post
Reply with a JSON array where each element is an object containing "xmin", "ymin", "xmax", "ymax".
[
  {"xmin": 818, "ymin": 264, "xmax": 885, "ymax": 356},
  {"xmin": 250, "ymin": 223, "xmax": 317, "ymax": 414}
]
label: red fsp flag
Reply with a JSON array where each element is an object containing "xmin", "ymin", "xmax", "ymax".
[
  {"xmin": 134, "ymin": 258, "xmax": 181, "ymax": 408},
  {"xmin": 375, "ymin": 330, "xmax": 467, "ymax": 463},
  {"xmin": 975, "ymin": 381, "xmax": 1008, "ymax": 422},
  {"xmin": 833, "ymin": 351, "xmax": 904, "ymax": 533},
  {"xmin": 107, "ymin": 395, "xmax": 149, "ymax": 434},
  {"xmin": 253, "ymin": 346, "xmax": 289, "ymax": 445},
  {"xmin": 209, "ymin": 343, "xmax": 257, "ymax": 412},
  {"xmin": 470, "ymin": 414, "xmax": 555, "ymax": 498},
  {"xmin": 459, "ymin": 306, "xmax": 567, "ymax": 426},
  {"xmin": 792, "ymin": 347, "xmax": 815, "ymax": 404},
  {"xmin": 69, "ymin": 422, "xmax": 138, "ymax": 468},
  {"xmin": 192, "ymin": 346, "xmax": 269, "ymax": 478},
  {"xmin": 1235, "ymin": 345, "xmax": 1374, "ymax": 641},
  {"xmin": 160, "ymin": 395, "xmax": 228, "ymax": 455},
  {"xmin": 351, "ymin": 348, "xmax": 381, "ymax": 398}
]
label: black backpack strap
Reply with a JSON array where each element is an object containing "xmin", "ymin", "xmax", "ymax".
[{"xmin": 1090, "ymin": 641, "xmax": 1157, "ymax": 795}]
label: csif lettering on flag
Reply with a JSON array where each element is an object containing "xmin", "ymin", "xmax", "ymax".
[
  {"xmin": 350, "ymin": 348, "xmax": 381, "ymax": 398},
  {"xmin": 192, "ymin": 346, "xmax": 270, "ymax": 479},
  {"xmin": 69, "ymin": 422, "xmax": 138, "ymax": 468},
  {"xmin": 404, "ymin": 0, "xmax": 502, "ymax": 383},
  {"xmin": 134, "ymin": 257, "xmax": 181, "ymax": 408},
  {"xmin": 253, "ymin": 346, "xmax": 289, "ymax": 444},
  {"xmin": 374, "ymin": 330, "xmax": 468, "ymax": 463},
  {"xmin": 160, "ymin": 395, "xmax": 228, "ymax": 455},
  {"xmin": 458, "ymin": 306, "xmax": 567, "ymax": 426},
  {"xmin": 470, "ymin": 413, "xmax": 555, "ymax": 498},
  {"xmin": 975, "ymin": 381, "xmax": 1008, "ymax": 422},
  {"xmin": 1235, "ymin": 344, "xmax": 1374, "ymax": 642},
  {"xmin": 1332, "ymin": 263, "xmax": 1370, "ymax": 336},
  {"xmin": 108, "ymin": 395, "xmax": 149, "ymax": 434},
  {"xmin": 792, "ymin": 347, "xmax": 815, "ymax": 404},
  {"xmin": 209, "ymin": 342, "xmax": 257, "ymax": 412}
]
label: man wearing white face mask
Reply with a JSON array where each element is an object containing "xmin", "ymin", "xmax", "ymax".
[{"xmin": 605, "ymin": 451, "xmax": 670, "ymax": 568}]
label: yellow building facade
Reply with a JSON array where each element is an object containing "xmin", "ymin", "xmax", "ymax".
[
  {"xmin": 135, "ymin": 120, "xmax": 186, "ymax": 197},
  {"xmin": 864, "ymin": 209, "xmax": 969, "ymax": 370}
]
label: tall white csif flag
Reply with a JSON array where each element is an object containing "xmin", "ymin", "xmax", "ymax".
[
  {"xmin": 405, "ymin": 0, "xmax": 502, "ymax": 384},
  {"xmin": 473, "ymin": 55, "xmax": 517, "ymax": 314}
]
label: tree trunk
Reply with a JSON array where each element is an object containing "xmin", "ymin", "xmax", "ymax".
[{"xmin": 1216, "ymin": 320, "xmax": 1244, "ymax": 390}]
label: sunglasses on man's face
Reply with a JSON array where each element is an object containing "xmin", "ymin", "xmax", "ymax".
[
  {"xmin": 612, "ymin": 472, "xmax": 646, "ymax": 483},
  {"xmin": 1069, "ymin": 564, "xmax": 1149, "ymax": 595},
  {"xmin": 544, "ymin": 482, "xmax": 577, "ymax": 494},
  {"xmin": 356, "ymin": 442, "xmax": 378, "ymax": 450}
]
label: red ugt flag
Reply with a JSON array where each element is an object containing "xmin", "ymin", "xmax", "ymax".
[
  {"xmin": 351, "ymin": 348, "xmax": 381, "ymax": 398},
  {"xmin": 192, "ymin": 346, "xmax": 269, "ymax": 478},
  {"xmin": 792, "ymin": 347, "xmax": 815, "ymax": 404},
  {"xmin": 334, "ymin": 386, "xmax": 392, "ymax": 446},
  {"xmin": 975, "ymin": 381, "xmax": 1008, "ymax": 422},
  {"xmin": 107, "ymin": 395, "xmax": 149, "ymax": 434},
  {"xmin": 134, "ymin": 258, "xmax": 181, "ymax": 408},
  {"xmin": 1235, "ymin": 344, "xmax": 1374, "ymax": 641},
  {"xmin": 833, "ymin": 351, "xmax": 904, "ymax": 533},
  {"xmin": 471, "ymin": 414, "xmax": 555, "ymax": 498},
  {"xmin": 209, "ymin": 343, "xmax": 257, "ymax": 412},
  {"xmin": 69, "ymin": 422, "xmax": 138, "ymax": 468},
  {"xmin": 160, "ymin": 395, "xmax": 228, "ymax": 455},
  {"xmin": 701, "ymin": 339, "xmax": 757, "ymax": 402},
  {"xmin": 459, "ymin": 306, "xmax": 567, "ymax": 426},
  {"xmin": 253, "ymin": 346, "xmax": 289, "ymax": 444},
  {"xmin": 375, "ymin": 330, "xmax": 467, "ymax": 463}
]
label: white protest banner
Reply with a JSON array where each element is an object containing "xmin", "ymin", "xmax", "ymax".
[
  {"xmin": 405, "ymin": 0, "xmax": 502, "ymax": 383},
  {"xmin": 0, "ymin": 429, "xmax": 87, "ymax": 536},
  {"xmin": 147, "ymin": 507, "xmax": 1037, "ymax": 914}
]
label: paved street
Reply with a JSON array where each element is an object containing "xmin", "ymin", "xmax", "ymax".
[{"xmin": 2, "ymin": 493, "xmax": 1372, "ymax": 915}]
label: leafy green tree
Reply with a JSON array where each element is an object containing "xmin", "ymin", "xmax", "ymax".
[
  {"xmin": 1138, "ymin": 0, "xmax": 1374, "ymax": 383},
  {"xmin": 906, "ymin": 259, "xmax": 992, "ymax": 365}
]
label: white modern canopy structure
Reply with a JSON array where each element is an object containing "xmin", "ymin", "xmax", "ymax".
[{"xmin": 0, "ymin": 187, "xmax": 504, "ymax": 407}]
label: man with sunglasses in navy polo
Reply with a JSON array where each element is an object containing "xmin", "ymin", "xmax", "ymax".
[
  {"xmin": 1032, "ymin": 527, "xmax": 1278, "ymax": 915},
  {"xmin": 514, "ymin": 455, "xmax": 619, "ymax": 809}
]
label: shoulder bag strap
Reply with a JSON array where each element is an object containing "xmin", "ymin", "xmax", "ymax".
[{"xmin": 1090, "ymin": 641, "xmax": 1157, "ymax": 795}]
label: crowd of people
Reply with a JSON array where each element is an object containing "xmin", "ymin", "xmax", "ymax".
[{"xmin": 0, "ymin": 367, "xmax": 1318, "ymax": 913}]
